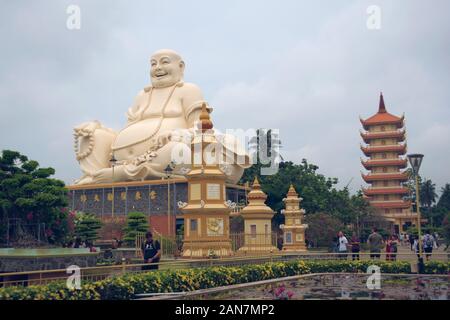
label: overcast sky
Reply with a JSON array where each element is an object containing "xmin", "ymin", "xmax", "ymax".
[{"xmin": 0, "ymin": 0, "xmax": 449, "ymax": 195}]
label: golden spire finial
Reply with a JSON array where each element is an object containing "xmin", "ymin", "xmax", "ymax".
[
  {"xmin": 198, "ymin": 102, "xmax": 213, "ymax": 132},
  {"xmin": 288, "ymin": 183, "xmax": 298, "ymax": 196},
  {"xmin": 252, "ymin": 176, "xmax": 260, "ymax": 189}
]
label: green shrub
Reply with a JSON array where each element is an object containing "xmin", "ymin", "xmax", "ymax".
[
  {"xmin": 423, "ymin": 261, "xmax": 450, "ymax": 274},
  {"xmin": 74, "ymin": 212, "xmax": 102, "ymax": 243},
  {"xmin": 0, "ymin": 260, "xmax": 448, "ymax": 300},
  {"xmin": 122, "ymin": 212, "xmax": 149, "ymax": 245}
]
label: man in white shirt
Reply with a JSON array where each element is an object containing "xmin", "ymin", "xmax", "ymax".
[{"xmin": 338, "ymin": 231, "xmax": 349, "ymax": 260}]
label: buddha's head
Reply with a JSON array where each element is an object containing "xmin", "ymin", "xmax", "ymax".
[{"xmin": 150, "ymin": 49, "xmax": 185, "ymax": 88}]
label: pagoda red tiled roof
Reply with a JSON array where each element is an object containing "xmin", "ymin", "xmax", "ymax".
[
  {"xmin": 360, "ymin": 129, "xmax": 405, "ymax": 143},
  {"xmin": 361, "ymin": 158, "xmax": 408, "ymax": 169},
  {"xmin": 361, "ymin": 172, "xmax": 409, "ymax": 182},
  {"xmin": 360, "ymin": 93, "xmax": 404, "ymax": 130},
  {"xmin": 363, "ymin": 187, "xmax": 410, "ymax": 196},
  {"xmin": 360, "ymin": 144, "xmax": 407, "ymax": 156}
]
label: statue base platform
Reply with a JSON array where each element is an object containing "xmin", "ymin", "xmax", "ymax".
[{"xmin": 67, "ymin": 179, "xmax": 247, "ymax": 238}]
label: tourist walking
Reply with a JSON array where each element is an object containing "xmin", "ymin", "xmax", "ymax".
[
  {"xmin": 350, "ymin": 233, "xmax": 360, "ymax": 260},
  {"xmin": 422, "ymin": 231, "xmax": 436, "ymax": 261},
  {"xmin": 433, "ymin": 232, "xmax": 440, "ymax": 248},
  {"xmin": 404, "ymin": 233, "xmax": 410, "ymax": 246},
  {"xmin": 409, "ymin": 233, "xmax": 415, "ymax": 251},
  {"xmin": 337, "ymin": 231, "xmax": 349, "ymax": 260},
  {"xmin": 141, "ymin": 231, "xmax": 161, "ymax": 271},
  {"xmin": 367, "ymin": 228, "xmax": 383, "ymax": 259},
  {"xmin": 386, "ymin": 235, "xmax": 398, "ymax": 261},
  {"xmin": 412, "ymin": 236, "xmax": 420, "ymax": 258}
]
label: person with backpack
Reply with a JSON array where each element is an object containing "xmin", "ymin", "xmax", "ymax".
[
  {"xmin": 350, "ymin": 233, "xmax": 360, "ymax": 260},
  {"xmin": 367, "ymin": 228, "xmax": 383, "ymax": 259},
  {"xmin": 141, "ymin": 231, "xmax": 161, "ymax": 270},
  {"xmin": 422, "ymin": 231, "xmax": 436, "ymax": 261}
]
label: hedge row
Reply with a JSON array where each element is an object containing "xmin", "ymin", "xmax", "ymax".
[{"xmin": 0, "ymin": 260, "xmax": 448, "ymax": 300}]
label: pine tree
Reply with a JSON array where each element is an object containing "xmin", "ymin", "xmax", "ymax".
[
  {"xmin": 74, "ymin": 213, "xmax": 102, "ymax": 243},
  {"xmin": 123, "ymin": 212, "xmax": 149, "ymax": 245}
]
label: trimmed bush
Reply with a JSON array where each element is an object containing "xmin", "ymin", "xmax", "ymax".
[
  {"xmin": 122, "ymin": 212, "xmax": 149, "ymax": 245},
  {"xmin": 0, "ymin": 260, "xmax": 448, "ymax": 300},
  {"xmin": 423, "ymin": 261, "xmax": 450, "ymax": 274}
]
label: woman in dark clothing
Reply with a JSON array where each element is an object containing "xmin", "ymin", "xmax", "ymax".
[
  {"xmin": 350, "ymin": 233, "xmax": 361, "ymax": 260},
  {"xmin": 386, "ymin": 235, "xmax": 398, "ymax": 261}
]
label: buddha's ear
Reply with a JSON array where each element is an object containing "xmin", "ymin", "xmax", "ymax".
[{"xmin": 179, "ymin": 60, "xmax": 185, "ymax": 73}]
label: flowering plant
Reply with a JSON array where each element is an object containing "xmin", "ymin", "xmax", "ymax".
[{"xmin": 270, "ymin": 284, "xmax": 294, "ymax": 300}]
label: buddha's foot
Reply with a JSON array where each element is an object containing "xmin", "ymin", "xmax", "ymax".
[{"xmin": 74, "ymin": 174, "xmax": 94, "ymax": 185}]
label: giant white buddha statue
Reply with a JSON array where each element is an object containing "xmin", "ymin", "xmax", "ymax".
[{"xmin": 73, "ymin": 49, "xmax": 250, "ymax": 185}]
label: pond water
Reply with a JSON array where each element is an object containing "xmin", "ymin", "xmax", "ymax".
[
  {"xmin": 173, "ymin": 274, "xmax": 449, "ymax": 300},
  {"xmin": 0, "ymin": 248, "xmax": 97, "ymax": 257}
]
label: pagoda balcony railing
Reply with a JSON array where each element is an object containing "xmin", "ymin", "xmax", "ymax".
[
  {"xmin": 370, "ymin": 199, "xmax": 409, "ymax": 203},
  {"xmin": 360, "ymin": 129, "xmax": 406, "ymax": 143},
  {"xmin": 360, "ymin": 143, "xmax": 407, "ymax": 156},
  {"xmin": 366, "ymin": 185, "xmax": 409, "ymax": 190},
  {"xmin": 369, "ymin": 200, "xmax": 412, "ymax": 209}
]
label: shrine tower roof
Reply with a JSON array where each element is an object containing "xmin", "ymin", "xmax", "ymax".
[{"xmin": 360, "ymin": 93, "xmax": 404, "ymax": 129}]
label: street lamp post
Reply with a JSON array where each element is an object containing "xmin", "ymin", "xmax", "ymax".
[
  {"xmin": 407, "ymin": 153, "xmax": 424, "ymax": 273},
  {"xmin": 110, "ymin": 154, "xmax": 117, "ymax": 218},
  {"xmin": 165, "ymin": 163, "xmax": 174, "ymax": 236}
]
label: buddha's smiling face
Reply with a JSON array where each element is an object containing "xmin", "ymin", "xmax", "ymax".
[{"xmin": 150, "ymin": 50, "xmax": 185, "ymax": 88}]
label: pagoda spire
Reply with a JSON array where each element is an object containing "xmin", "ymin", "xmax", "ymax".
[
  {"xmin": 247, "ymin": 176, "xmax": 268, "ymax": 202},
  {"xmin": 378, "ymin": 92, "xmax": 387, "ymax": 113}
]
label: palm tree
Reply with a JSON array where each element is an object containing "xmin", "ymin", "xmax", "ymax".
[
  {"xmin": 437, "ymin": 184, "xmax": 450, "ymax": 211},
  {"xmin": 420, "ymin": 179, "xmax": 437, "ymax": 226}
]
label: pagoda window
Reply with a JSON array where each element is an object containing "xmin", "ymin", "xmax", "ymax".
[
  {"xmin": 381, "ymin": 126, "xmax": 386, "ymax": 132},
  {"xmin": 382, "ymin": 153, "xmax": 387, "ymax": 159},
  {"xmin": 385, "ymin": 209, "xmax": 390, "ymax": 214},
  {"xmin": 207, "ymin": 183, "xmax": 221, "ymax": 200},
  {"xmin": 384, "ymin": 181, "xmax": 389, "ymax": 187},
  {"xmin": 382, "ymin": 167, "xmax": 387, "ymax": 173},
  {"xmin": 250, "ymin": 225, "xmax": 257, "ymax": 238},
  {"xmin": 285, "ymin": 232, "xmax": 293, "ymax": 244},
  {"xmin": 381, "ymin": 140, "xmax": 386, "ymax": 145},
  {"xmin": 190, "ymin": 184, "xmax": 201, "ymax": 200},
  {"xmin": 384, "ymin": 195, "xmax": 389, "ymax": 201},
  {"xmin": 190, "ymin": 219, "xmax": 198, "ymax": 232}
]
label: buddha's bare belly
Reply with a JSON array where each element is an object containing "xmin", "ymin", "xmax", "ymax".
[{"xmin": 112, "ymin": 117, "xmax": 188, "ymax": 161}]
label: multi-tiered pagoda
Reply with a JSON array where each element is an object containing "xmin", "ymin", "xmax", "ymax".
[{"xmin": 360, "ymin": 93, "xmax": 417, "ymax": 233}]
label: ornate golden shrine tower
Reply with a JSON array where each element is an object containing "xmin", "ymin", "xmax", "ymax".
[
  {"xmin": 280, "ymin": 184, "xmax": 307, "ymax": 252},
  {"xmin": 237, "ymin": 177, "xmax": 278, "ymax": 255},
  {"xmin": 181, "ymin": 104, "xmax": 233, "ymax": 258}
]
